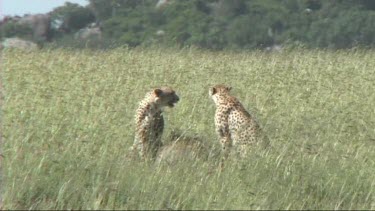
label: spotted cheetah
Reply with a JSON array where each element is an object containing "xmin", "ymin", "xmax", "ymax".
[
  {"xmin": 131, "ymin": 87, "xmax": 179, "ymax": 160},
  {"xmin": 209, "ymin": 84, "xmax": 268, "ymax": 167}
]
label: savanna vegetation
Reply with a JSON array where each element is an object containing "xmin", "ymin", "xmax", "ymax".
[
  {"xmin": 1, "ymin": 47, "xmax": 375, "ymax": 209},
  {"xmin": 2, "ymin": 0, "xmax": 375, "ymax": 50}
]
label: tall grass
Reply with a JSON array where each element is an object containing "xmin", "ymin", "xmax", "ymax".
[{"xmin": 2, "ymin": 47, "xmax": 375, "ymax": 209}]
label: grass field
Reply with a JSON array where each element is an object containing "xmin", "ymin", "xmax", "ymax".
[{"xmin": 1, "ymin": 47, "xmax": 375, "ymax": 209}]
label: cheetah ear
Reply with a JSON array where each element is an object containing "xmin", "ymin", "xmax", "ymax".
[
  {"xmin": 227, "ymin": 86, "xmax": 232, "ymax": 92},
  {"xmin": 154, "ymin": 88, "xmax": 163, "ymax": 96},
  {"xmin": 210, "ymin": 87, "xmax": 217, "ymax": 95}
]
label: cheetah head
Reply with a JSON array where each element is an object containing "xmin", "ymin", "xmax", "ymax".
[
  {"xmin": 154, "ymin": 87, "xmax": 180, "ymax": 108},
  {"xmin": 209, "ymin": 84, "xmax": 232, "ymax": 105},
  {"xmin": 209, "ymin": 84, "xmax": 232, "ymax": 96}
]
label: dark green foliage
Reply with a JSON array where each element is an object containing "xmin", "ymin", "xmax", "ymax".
[
  {"xmin": 360, "ymin": 0, "xmax": 375, "ymax": 10},
  {"xmin": 4, "ymin": 0, "xmax": 375, "ymax": 49},
  {"xmin": 85, "ymin": 0, "xmax": 375, "ymax": 49},
  {"xmin": 0, "ymin": 21, "xmax": 34, "ymax": 40},
  {"xmin": 50, "ymin": 2, "xmax": 95, "ymax": 33}
]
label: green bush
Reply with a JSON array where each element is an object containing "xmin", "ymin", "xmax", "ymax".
[
  {"xmin": 0, "ymin": 22, "xmax": 34, "ymax": 40},
  {"xmin": 4, "ymin": 0, "xmax": 375, "ymax": 50}
]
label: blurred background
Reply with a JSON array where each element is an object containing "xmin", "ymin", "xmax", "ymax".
[{"xmin": 1, "ymin": 0, "xmax": 375, "ymax": 50}]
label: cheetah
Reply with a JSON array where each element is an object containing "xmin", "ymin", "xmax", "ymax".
[
  {"xmin": 209, "ymin": 84, "xmax": 268, "ymax": 168},
  {"xmin": 131, "ymin": 87, "xmax": 179, "ymax": 160}
]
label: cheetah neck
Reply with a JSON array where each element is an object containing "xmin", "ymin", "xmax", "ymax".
[
  {"xmin": 214, "ymin": 94, "xmax": 232, "ymax": 106},
  {"xmin": 146, "ymin": 101, "xmax": 164, "ymax": 114}
]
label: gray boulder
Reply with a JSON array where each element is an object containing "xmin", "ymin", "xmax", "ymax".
[
  {"xmin": 74, "ymin": 24, "xmax": 102, "ymax": 40},
  {"xmin": 2, "ymin": 37, "xmax": 38, "ymax": 51},
  {"xmin": 18, "ymin": 14, "xmax": 51, "ymax": 41}
]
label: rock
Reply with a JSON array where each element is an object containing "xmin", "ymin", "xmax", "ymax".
[{"xmin": 2, "ymin": 37, "xmax": 38, "ymax": 51}]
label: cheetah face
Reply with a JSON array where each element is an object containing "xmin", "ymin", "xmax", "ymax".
[{"xmin": 154, "ymin": 87, "xmax": 180, "ymax": 108}]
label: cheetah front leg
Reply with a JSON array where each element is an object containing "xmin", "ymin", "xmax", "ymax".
[
  {"xmin": 149, "ymin": 114, "xmax": 164, "ymax": 160},
  {"xmin": 135, "ymin": 127, "xmax": 150, "ymax": 161},
  {"xmin": 133, "ymin": 109, "xmax": 151, "ymax": 161},
  {"xmin": 215, "ymin": 110, "xmax": 231, "ymax": 171},
  {"xmin": 219, "ymin": 134, "xmax": 231, "ymax": 171}
]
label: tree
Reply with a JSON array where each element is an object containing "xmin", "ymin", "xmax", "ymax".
[
  {"xmin": 16, "ymin": 0, "xmax": 375, "ymax": 49},
  {"xmin": 0, "ymin": 21, "xmax": 34, "ymax": 40},
  {"xmin": 50, "ymin": 2, "xmax": 95, "ymax": 33}
]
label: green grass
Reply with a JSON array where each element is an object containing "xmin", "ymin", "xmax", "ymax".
[{"xmin": 2, "ymin": 47, "xmax": 375, "ymax": 209}]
